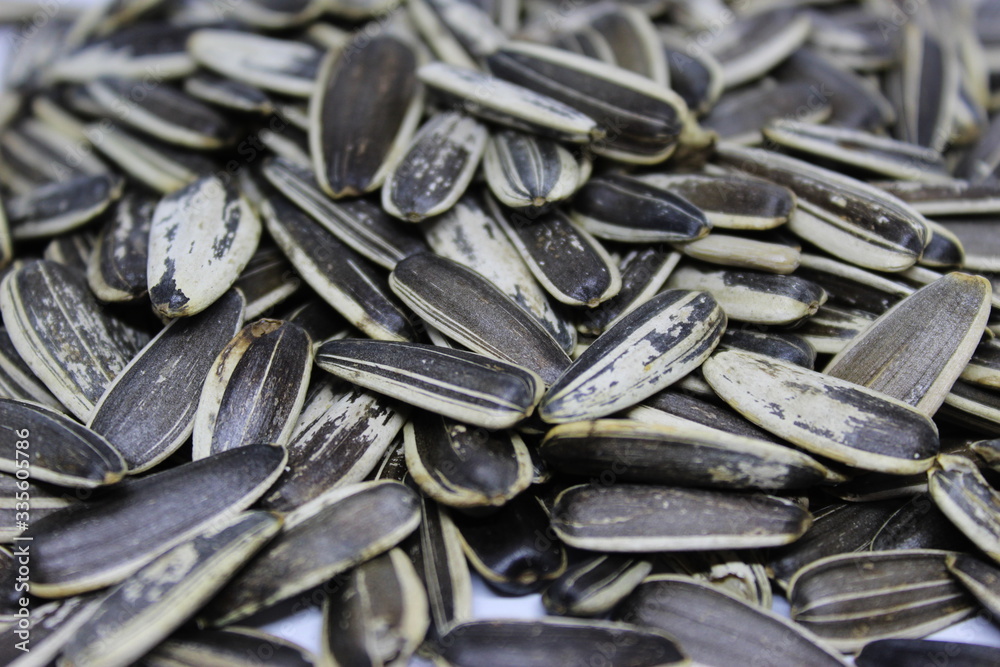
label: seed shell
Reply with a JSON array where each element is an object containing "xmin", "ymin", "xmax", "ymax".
[
  {"xmin": 321, "ymin": 548, "xmax": 428, "ymax": 667},
  {"xmin": 140, "ymin": 628, "xmax": 316, "ymax": 667},
  {"xmin": 6, "ymin": 174, "xmax": 123, "ymax": 241},
  {"xmin": 947, "ymin": 554, "xmax": 1000, "ymax": 619},
  {"xmin": 147, "ymin": 175, "xmax": 261, "ymax": 318},
  {"xmin": 551, "ymin": 483, "xmax": 811, "ymax": 551},
  {"xmin": 856, "ymin": 639, "xmax": 1000, "ymax": 667},
  {"xmin": 710, "ymin": 8, "xmax": 811, "ymax": 89},
  {"xmin": 87, "ymin": 124, "xmax": 206, "ymax": 194},
  {"xmin": 542, "ymin": 552, "xmax": 651, "ymax": 617},
  {"xmin": 59, "ymin": 511, "xmax": 282, "ymax": 667},
  {"xmin": 316, "ymin": 339, "xmax": 543, "ymax": 429},
  {"xmin": 483, "ymin": 130, "xmax": 581, "ymax": 208},
  {"xmin": 87, "ymin": 193, "xmax": 154, "ymax": 303},
  {"xmin": 703, "ymin": 350, "xmax": 940, "ymax": 474},
  {"xmin": 577, "ymin": 248, "xmax": 680, "ymax": 337},
  {"xmin": 187, "ymin": 30, "xmax": 322, "ymax": 97},
  {"xmin": 203, "ymin": 480, "xmax": 420, "ymax": 627},
  {"xmin": 928, "ymin": 454, "xmax": 1000, "ymax": 565},
  {"xmin": 193, "ymin": 319, "xmax": 312, "ymax": 458},
  {"xmin": 24, "ymin": 444, "xmax": 286, "ymax": 597},
  {"xmin": 87, "ymin": 290, "xmax": 245, "ymax": 473},
  {"xmin": 411, "ymin": 493, "xmax": 473, "ymax": 639},
  {"xmin": 541, "ymin": 289, "xmax": 724, "ymax": 423},
  {"xmin": 46, "ymin": 23, "xmax": 197, "ymax": 83}
]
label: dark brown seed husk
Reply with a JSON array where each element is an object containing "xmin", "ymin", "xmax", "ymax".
[
  {"xmin": 140, "ymin": 628, "xmax": 316, "ymax": 667},
  {"xmin": 928, "ymin": 454, "xmax": 1000, "ymax": 565},
  {"xmin": 6, "ymin": 174, "xmax": 123, "ymax": 241},
  {"xmin": 87, "ymin": 193, "xmax": 154, "ymax": 303},
  {"xmin": 856, "ymin": 639, "xmax": 1000, "ymax": 667},
  {"xmin": 947, "ymin": 554, "xmax": 1000, "ymax": 619},
  {"xmin": 542, "ymin": 551, "xmax": 651, "ymax": 617}
]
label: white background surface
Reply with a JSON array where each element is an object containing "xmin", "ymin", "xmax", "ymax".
[{"xmin": 2, "ymin": 0, "xmax": 1000, "ymax": 662}]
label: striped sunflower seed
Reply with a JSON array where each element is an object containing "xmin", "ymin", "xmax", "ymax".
[
  {"xmin": 43, "ymin": 235, "xmax": 92, "ymax": 275},
  {"xmin": 390, "ymin": 252, "xmax": 571, "ymax": 385},
  {"xmin": 382, "ymin": 111, "xmax": 487, "ymax": 222},
  {"xmin": 451, "ymin": 488, "xmax": 567, "ymax": 595},
  {"xmin": 709, "ymin": 8, "xmax": 811, "ymax": 89},
  {"xmin": 823, "ymin": 272, "xmax": 992, "ymax": 417},
  {"xmin": 542, "ymin": 552, "xmax": 651, "ymax": 617},
  {"xmin": 540, "ymin": 419, "xmax": 830, "ymax": 491},
  {"xmin": 411, "ymin": 493, "xmax": 473, "ymax": 640},
  {"xmin": 232, "ymin": 246, "xmax": 300, "ymax": 319},
  {"xmin": 417, "ymin": 62, "xmax": 601, "ymax": 144},
  {"xmin": 316, "ymin": 339, "xmax": 543, "ymax": 429},
  {"xmin": 675, "ymin": 233, "xmax": 800, "ymax": 274},
  {"xmin": 86, "ymin": 77, "xmax": 236, "ymax": 149},
  {"xmin": 795, "ymin": 253, "xmax": 913, "ymax": 314},
  {"xmin": 404, "ymin": 411, "xmax": 532, "ymax": 509},
  {"xmin": 187, "ymin": 30, "xmax": 322, "ymax": 97},
  {"xmin": 868, "ymin": 492, "xmax": 972, "ymax": 553},
  {"xmin": 720, "ymin": 329, "xmax": 816, "ymax": 368},
  {"xmin": 0, "ymin": 260, "xmax": 141, "ymax": 420},
  {"xmin": 947, "ymin": 553, "xmax": 1000, "ymax": 619},
  {"xmin": 665, "ymin": 263, "xmax": 826, "ymax": 326},
  {"xmin": 310, "ymin": 30, "xmax": 424, "ymax": 198},
  {"xmin": 787, "ymin": 550, "xmax": 976, "ymax": 652},
  {"xmin": 59, "ymin": 511, "xmax": 282, "ymax": 667},
  {"xmin": 482, "ymin": 130, "xmax": 582, "ymax": 208},
  {"xmin": 703, "ymin": 350, "xmax": 940, "ymax": 474},
  {"xmin": 203, "ymin": 480, "xmax": 420, "ymax": 627},
  {"xmin": 702, "ymin": 80, "xmax": 831, "ymax": 145},
  {"xmin": 423, "ymin": 192, "xmax": 576, "ymax": 352},
  {"xmin": 615, "ymin": 575, "xmax": 847, "ymax": 667},
  {"xmin": 147, "ymin": 175, "xmax": 261, "ymax": 318},
  {"xmin": 262, "ymin": 156, "xmax": 428, "ymax": 270},
  {"xmin": 192, "ymin": 319, "xmax": 312, "ymax": 458},
  {"xmin": 87, "ymin": 289, "xmax": 245, "ymax": 472},
  {"xmin": 570, "ymin": 174, "xmax": 710, "ymax": 243},
  {"xmin": 933, "ymin": 218, "xmax": 1000, "ymax": 272},
  {"xmin": 409, "ymin": 0, "xmax": 505, "ymax": 67},
  {"xmin": 873, "ymin": 179, "xmax": 1000, "ymax": 216},
  {"xmin": 183, "ymin": 73, "xmax": 274, "ymax": 115},
  {"xmin": 487, "ymin": 199, "xmax": 622, "ymax": 308},
  {"xmin": 87, "ymin": 193, "xmax": 154, "ymax": 303},
  {"xmin": 715, "ymin": 144, "xmax": 929, "ymax": 272},
  {"xmin": 87, "ymin": 124, "xmax": 210, "ymax": 194},
  {"xmin": 856, "ymin": 639, "xmax": 1000, "ymax": 667},
  {"xmin": 261, "ymin": 382, "xmax": 406, "ymax": 512},
  {"xmin": 638, "ymin": 391, "xmax": 786, "ymax": 444},
  {"xmin": 321, "ymin": 548, "xmax": 428, "ymax": 667},
  {"xmin": 140, "ymin": 628, "xmax": 316, "ymax": 667},
  {"xmin": 660, "ymin": 29, "xmax": 723, "ymax": 116},
  {"xmin": 262, "ymin": 192, "xmax": 417, "ymax": 342},
  {"xmin": 928, "ymin": 454, "xmax": 1000, "ymax": 565},
  {"xmin": 919, "ymin": 219, "xmax": 966, "ymax": 268},
  {"xmin": 486, "ymin": 41, "xmax": 690, "ymax": 163},
  {"xmin": 24, "ymin": 444, "xmax": 286, "ymax": 597},
  {"xmin": 0, "ymin": 398, "xmax": 124, "ymax": 487},
  {"xmin": 577, "ymin": 248, "xmax": 679, "ymax": 337},
  {"xmin": 6, "ymin": 173, "xmax": 124, "ymax": 241},
  {"xmin": 0, "ymin": 596, "xmax": 102, "ymax": 667},
  {"xmin": 46, "ymin": 23, "xmax": 197, "ymax": 83},
  {"xmin": 0, "ymin": 324, "xmax": 63, "ymax": 408},
  {"xmin": 239, "ymin": 0, "xmax": 326, "ymax": 29},
  {"xmin": 540, "ymin": 289, "xmax": 725, "ymax": 423},
  {"xmin": 551, "ymin": 483, "xmax": 811, "ymax": 552},
  {"xmin": 427, "ymin": 618, "xmax": 687, "ymax": 667}
]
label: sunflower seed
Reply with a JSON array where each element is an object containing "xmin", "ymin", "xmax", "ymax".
[
  {"xmin": 919, "ymin": 219, "xmax": 966, "ymax": 268},
  {"xmin": 0, "ymin": 327, "xmax": 63, "ymax": 410},
  {"xmin": 488, "ymin": 201, "xmax": 621, "ymax": 307},
  {"xmin": 660, "ymin": 29, "xmax": 723, "ymax": 116},
  {"xmin": 60, "ymin": 511, "xmax": 282, "ymax": 667},
  {"xmin": 720, "ymin": 329, "xmax": 816, "ymax": 368},
  {"xmin": 404, "ymin": 411, "xmax": 532, "ymax": 509},
  {"xmin": 321, "ymin": 548, "xmax": 428, "ymax": 667},
  {"xmin": 140, "ymin": 628, "xmax": 316, "ymax": 667},
  {"xmin": 796, "ymin": 253, "xmax": 914, "ymax": 313},
  {"xmin": 0, "ymin": 260, "xmax": 140, "ymax": 420},
  {"xmin": 87, "ymin": 124, "xmax": 207, "ymax": 194},
  {"xmin": 423, "ymin": 192, "xmax": 576, "ymax": 352},
  {"xmin": 0, "ymin": 398, "xmax": 124, "ymax": 487},
  {"xmin": 806, "ymin": 9, "xmax": 896, "ymax": 71},
  {"xmin": 148, "ymin": 175, "xmax": 261, "ymax": 318},
  {"xmin": 262, "ymin": 192, "xmax": 417, "ymax": 342},
  {"xmin": 823, "ymin": 273, "xmax": 991, "ymax": 417},
  {"xmin": 635, "ymin": 172, "xmax": 794, "ymax": 230},
  {"xmin": 702, "ymin": 80, "xmax": 831, "ymax": 145},
  {"xmin": 316, "ymin": 339, "xmax": 543, "ymax": 430},
  {"xmin": 768, "ymin": 499, "xmax": 907, "ymax": 590},
  {"xmin": 203, "ymin": 480, "xmax": 420, "ymax": 627},
  {"xmin": 676, "ymin": 233, "xmax": 800, "ymax": 274},
  {"xmin": 762, "ymin": 119, "xmax": 951, "ymax": 182},
  {"xmin": 666, "ymin": 263, "xmax": 826, "ymax": 325},
  {"xmin": 0, "ymin": 596, "xmax": 102, "ymax": 667},
  {"xmin": 6, "ymin": 173, "xmax": 124, "ymax": 241},
  {"xmin": 193, "ymin": 319, "xmax": 311, "ymax": 458},
  {"xmin": 617, "ymin": 575, "xmax": 848, "ymax": 667},
  {"xmin": 788, "ymin": 549, "xmax": 976, "ymax": 652},
  {"xmin": 428, "ymin": 618, "xmax": 687, "ymax": 667},
  {"xmin": 933, "ymin": 218, "xmax": 1000, "ymax": 272},
  {"xmin": 639, "ymin": 390, "xmax": 785, "ymax": 444},
  {"xmin": 382, "ymin": 112, "xmax": 487, "ymax": 222},
  {"xmin": 577, "ymin": 248, "xmax": 679, "ymax": 337},
  {"xmin": 570, "ymin": 174, "xmax": 710, "ymax": 243},
  {"xmin": 776, "ymin": 47, "xmax": 895, "ymax": 130},
  {"xmin": 540, "ymin": 419, "xmax": 830, "ymax": 491},
  {"xmin": 540, "ymin": 289, "xmax": 724, "ymax": 423},
  {"xmin": 417, "ymin": 62, "xmax": 601, "ymax": 143},
  {"xmin": 551, "ymin": 483, "xmax": 811, "ymax": 551},
  {"xmin": 232, "ymin": 246, "xmax": 299, "ymax": 319},
  {"xmin": 260, "ymin": 383, "xmax": 407, "ymax": 512},
  {"xmin": 704, "ymin": 350, "xmax": 940, "ymax": 474},
  {"xmin": 928, "ymin": 454, "xmax": 1000, "ymax": 565},
  {"xmin": 86, "ymin": 193, "xmax": 154, "ymax": 303},
  {"xmin": 240, "ymin": 0, "xmax": 325, "ymax": 29},
  {"xmin": 310, "ymin": 31, "xmax": 423, "ymax": 198},
  {"xmin": 411, "ymin": 493, "xmax": 473, "ymax": 639},
  {"xmin": 875, "ymin": 179, "xmax": 1000, "ymax": 216},
  {"xmin": 542, "ymin": 551, "xmax": 651, "ymax": 617},
  {"xmin": 486, "ymin": 41, "xmax": 689, "ymax": 163},
  {"xmin": 856, "ymin": 638, "xmax": 1000, "ymax": 667},
  {"xmin": 263, "ymin": 157, "xmax": 428, "ymax": 270},
  {"xmin": 391, "ymin": 253, "xmax": 571, "ymax": 384},
  {"xmin": 870, "ymin": 490, "xmax": 974, "ymax": 552},
  {"xmin": 87, "ymin": 77, "xmax": 235, "ymax": 149},
  {"xmin": 947, "ymin": 553, "xmax": 1000, "ymax": 619},
  {"xmin": 2, "ymin": 119, "xmax": 108, "ymax": 185},
  {"xmin": 25, "ymin": 444, "xmax": 286, "ymax": 596},
  {"xmin": 483, "ymin": 130, "xmax": 581, "ymax": 208},
  {"xmin": 716, "ymin": 144, "xmax": 929, "ymax": 271},
  {"xmin": 941, "ymin": 380, "xmax": 1000, "ymax": 435},
  {"xmin": 46, "ymin": 23, "xmax": 197, "ymax": 83},
  {"xmin": 451, "ymin": 489, "xmax": 566, "ymax": 594},
  {"xmin": 183, "ymin": 73, "xmax": 273, "ymax": 115},
  {"xmin": 409, "ymin": 0, "xmax": 505, "ymax": 66},
  {"xmin": 188, "ymin": 30, "xmax": 322, "ymax": 97}
]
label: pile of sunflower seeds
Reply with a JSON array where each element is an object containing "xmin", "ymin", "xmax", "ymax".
[{"xmin": 5, "ymin": 0, "xmax": 1000, "ymax": 664}]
